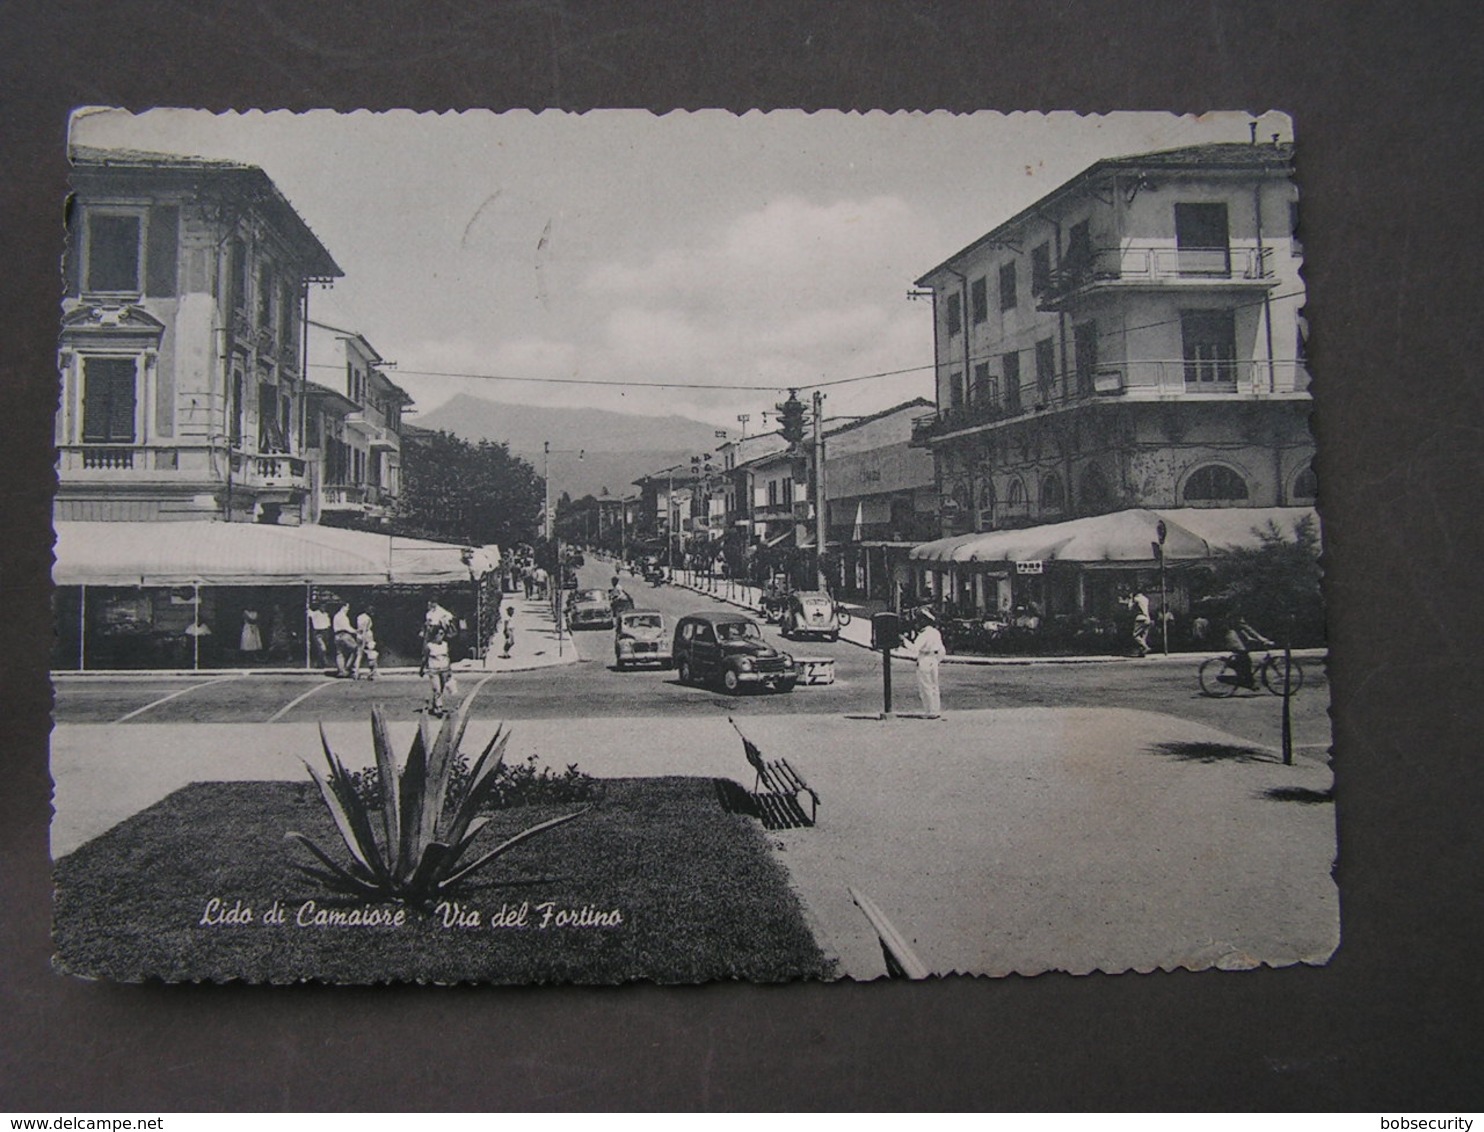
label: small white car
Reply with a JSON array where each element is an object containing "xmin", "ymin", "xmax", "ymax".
[{"xmin": 614, "ymin": 609, "xmax": 672, "ymax": 669}]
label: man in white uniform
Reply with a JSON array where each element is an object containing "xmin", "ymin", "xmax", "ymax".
[{"xmin": 912, "ymin": 608, "xmax": 946, "ymax": 718}]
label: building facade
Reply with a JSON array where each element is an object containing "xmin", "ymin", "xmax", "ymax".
[
  {"xmin": 305, "ymin": 321, "xmax": 411, "ymax": 529},
  {"xmin": 914, "ymin": 139, "xmax": 1312, "ymax": 539},
  {"xmin": 823, "ymin": 398, "xmax": 938, "ymax": 600},
  {"xmin": 56, "ymin": 148, "xmax": 342, "ymax": 524},
  {"xmin": 909, "ymin": 140, "xmax": 1314, "ymax": 621}
]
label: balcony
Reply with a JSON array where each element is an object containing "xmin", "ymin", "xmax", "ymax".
[
  {"xmin": 232, "ymin": 451, "xmax": 308, "ymax": 491},
  {"xmin": 57, "ymin": 444, "xmax": 200, "ymax": 479},
  {"xmin": 321, "ymin": 483, "xmax": 392, "ymax": 511},
  {"xmin": 910, "ymin": 359, "xmax": 1312, "ymax": 444},
  {"xmin": 1037, "ymin": 245, "xmax": 1276, "ymax": 310}
]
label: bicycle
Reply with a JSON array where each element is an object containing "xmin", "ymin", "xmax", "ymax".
[{"xmin": 1198, "ymin": 650, "xmax": 1305, "ymax": 697}]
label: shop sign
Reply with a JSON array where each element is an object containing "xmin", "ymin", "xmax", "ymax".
[{"xmin": 1015, "ymin": 560, "xmax": 1044, "ymax": 575}]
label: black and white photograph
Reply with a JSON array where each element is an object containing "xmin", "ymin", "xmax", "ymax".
[{"xmin": 49, "ymin": 107, "xmax": 1336, "ymax": 986}]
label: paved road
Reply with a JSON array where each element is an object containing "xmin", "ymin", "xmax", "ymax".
[{"xmin": 52, "ymin": 558, "xmax": 1331, "ymax": 753}]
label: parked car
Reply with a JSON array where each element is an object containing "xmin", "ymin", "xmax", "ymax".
[
  {"xmin": 672, "ymin": 611, "xmax": 797, "ymax": 694},
  {"xmin": 780, "ymin": 590, "xmax": 849, "ymax": 641},
  {"xmin": 614, "ymin": 609, "xmax": 671, "ymax": 669},
  {"xmin": 567, "ymin": 588, "xmax": 614, "ymax": 630}
]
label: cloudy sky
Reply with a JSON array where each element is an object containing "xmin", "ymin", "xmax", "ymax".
[{"xmin": 72, "ymin": 108, "xmax": 1292, "ymax": 429}]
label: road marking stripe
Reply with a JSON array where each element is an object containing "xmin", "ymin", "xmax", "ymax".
[
  {"xmin": 267, "ymin": 679, "xmax": 339, "ymax": 723},
  {"xmin": 112, "ymin": 675, "xmax": 245, "ymax": 724}
]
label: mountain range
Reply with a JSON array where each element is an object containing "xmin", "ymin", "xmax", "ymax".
[{"xmin": 411, "ymin": 394, "xmax": 731, "ymax": 500}]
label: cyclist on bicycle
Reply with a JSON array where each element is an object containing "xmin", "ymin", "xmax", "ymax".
[{"xmin": 1221, "ymin": 612, "xmax": 1274, "ymax": 690}]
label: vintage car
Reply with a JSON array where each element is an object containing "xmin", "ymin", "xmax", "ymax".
[
  {"xmin": 613, "ymin": 609, "xmax": 671, "ymax": 669},
  {"xmin": 780, "ymin": 590, "xmax": 850, "ymax": 641},
  {"xmin": 672, "ymin": 611, "xmax": 797, "ymax": 694},
  {"xmin": 567, "ymin": 588, "xmax": 614, "ymax": 630}
]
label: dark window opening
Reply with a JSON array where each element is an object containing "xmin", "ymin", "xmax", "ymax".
[
  {"xmin": 1184, "ymin": 464, "xmax": 1249, "ymax": 502},
  {"xmin": 1074, "ymin": 321, "xmax": 1099, "ymax": 395},
  {"xmin": 1041, "ymin": 474, "xmax": 1065, "ymax": 513},
  {"xmin": 1003, "ymin": 351, "xmax": 1022, "ymax": 414},
  {"xmin": 1181, "ymin": 309, "xmax": 1238, "ymax": 385},
  {"xmin": 1065, "ymin": 220, "xmax": 1092, "ymax": 273},
  {"xmin": 81, "ymin": 357, "xmax": 137, "ymax": 443},
  {"xmin": 87, "ymin": 214, "xmax": 141, "ymax": 293},
  {"xmin": 945, "ymin": 292, "xmax": 962, "ymax": 337},
  {"xmin": 1174, "ymin": 202, "xmax": 1231, "ymax": 275},
  {"xmin": 969, "ymin": 276, "xmax": 988, "ymax": 324},
  {"xmin": 1030, "ymin": 243, "xmax": 1051, "ymax": 294},
  {"xmin": 1035, "ymin": 338, "xmax": 1057, "ymax": 403},
  {"xmin": 949, "ymin": 371, "xmax": 964, "ymax": 410},
  {"xmin": 228, "ymin": 240, "xmax": 248, "ymax": 313},
  {"xmin": 998, "ymin": 262, "xmax": 1017, "ymax": 311},
  {"xmin": 258, "ymin": 261, "xmax": 275, "ymax": 331}
]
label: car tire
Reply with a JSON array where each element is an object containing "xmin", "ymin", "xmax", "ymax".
[{"xmin": 722, "ymin": 669, "xmax": 742, "ymax": 695}]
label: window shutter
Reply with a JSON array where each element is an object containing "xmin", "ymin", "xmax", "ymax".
[
  {"xmin": 146, "ymin": 206, "xmax": 179, "ymax": 296},
  {"xmin": 63, "ymin": 201, "xmax": 81, "ymax": 296}
]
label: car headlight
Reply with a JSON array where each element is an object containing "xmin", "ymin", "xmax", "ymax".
[
  {"xmin": 781, "ymin": 653, "xmax": 795, "ymax": 667},
  {"xmin": 738, "ymin": 658, "xmax": 754, "ymax": 671}
]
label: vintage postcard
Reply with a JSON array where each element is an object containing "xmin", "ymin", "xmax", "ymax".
[{"xmin": 50, "ymin": 109, "xmax": 1335, "ymax": 983}]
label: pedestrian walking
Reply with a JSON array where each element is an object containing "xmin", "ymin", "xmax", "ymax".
[
  {"xmin": 307, "ymin": 602, "xmax": 332, "ymax": 669},
  {"xmin": 911, "ymin": 607, "xmax": 946, "ymax": 719},
  {"xmin": 353, "ymin": 606, "xmax": 378, "ymax": 680},
  {"xmin": 501, "ymin": 603, "xmax": 516, "ymax": 658},
  {"xmin": 532, "ymin": 565, "xmax": 549, "ymax": 599},
  {"xmin": 1126, "ymin": 588, "xmax": 1153, "ymax": 657},
  {"xmin": 332, "ymin": 602, "xmax": 357, "ymax": 677},
  {"xmin": 422, "ymin": 626, "xmax": 452, "ymax": 715},
  {"xmin": 423, "ymin": 599, "xmax": 456, "ymax": 644}
]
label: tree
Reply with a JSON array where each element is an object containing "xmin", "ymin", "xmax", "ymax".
[
  {"xmin": 392, "ymin": 429, "xmax": 543, "ymax": 548},
  {"xmin": 1201, "ymin": 514, "xmax": 1325, "ymax": 646}
]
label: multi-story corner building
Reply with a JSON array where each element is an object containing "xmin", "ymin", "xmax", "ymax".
[
  {"xmin": 913, "ymin": 139, "xmax": 1313, "ymax": 538},
  {"xmin": 56, "ymin": 147, "xmax": 342, "ymax": 524},
  {"xmin": 304, "ymin": 321, "xmax": 412, "ymax": 529},
  {"xmin": 908, "ymin": 139, "xmax": 1315, "ymax": 622},
  {"xmin": 823, "ymin": 398, "xmax": 938, "ymax": 601}
]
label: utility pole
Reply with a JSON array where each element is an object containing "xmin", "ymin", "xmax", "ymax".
[{"xmin": 813, "ymin": 389, "xmax": 827, "ymax": 591}]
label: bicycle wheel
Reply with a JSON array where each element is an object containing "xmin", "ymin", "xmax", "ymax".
[
  {"xmin": 1199, "ymin": 656, "xmax": 1241, "ymax": 697},
  {"xmin": 1261, "ymin": 653, "xmax": 1305, "ymax": 696}
]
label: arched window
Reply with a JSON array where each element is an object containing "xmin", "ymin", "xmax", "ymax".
[
  {"xmin": 1079, "ymin": 464, "xmax": 1111, "ymax": 512},
  {"xmin": 976, "ymin": 478, "xmax": 996, "ymax": 529},
  {"xmin": 1292, "ymin": 460, "xmax": 1318, "ymax": 502},
  {"xmin": 1006, "ymin": 478, "xmax": 1027, "ymax": 513},
  {"xmin": 1041, "ymin": 473, "xmax": 1065, "ymax": 514},
  {"xmin": 1183, "ymin": 463, "xmax": 1250, "ymax": 502}
]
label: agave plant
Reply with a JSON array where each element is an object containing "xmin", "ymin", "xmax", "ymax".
[{"xmin": 287, "ymin": 696, "xmax": 589, "ymax": 908}]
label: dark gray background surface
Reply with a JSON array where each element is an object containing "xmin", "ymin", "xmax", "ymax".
[{"xmin": 3, "ymin": 0, "xmax": 1481, "ymax": 1111}]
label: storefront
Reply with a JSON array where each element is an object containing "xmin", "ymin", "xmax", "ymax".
[
  {"xmin": 52, "ymin": 521, "xmax": 499, "ymax": 671},
  {"xmin": 908, "ymin": 506, "xmax": 1318, "ymax": 652}
]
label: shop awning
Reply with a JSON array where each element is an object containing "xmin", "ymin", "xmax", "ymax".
[
  {"xmin": 908, "ymin": 507, "xmax": 1318, "ymax": 566},
  {"xmin": 53, "ymin": 521, "xmax": 500, "ymax": 587}
]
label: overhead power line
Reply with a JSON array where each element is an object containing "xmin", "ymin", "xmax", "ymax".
[{"xmin": 306, "ymin": 287, "xmax": 1306, "ymax": 395}]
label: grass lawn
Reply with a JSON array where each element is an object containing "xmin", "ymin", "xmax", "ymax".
[{"xmin": 53, "ymin": 777, "xmax": 834, "ymax": 985}]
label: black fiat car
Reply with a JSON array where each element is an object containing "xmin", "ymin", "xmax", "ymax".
[{"xmin": 671, "ymin": 612, "xmax": 798, "ymax": 694}]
